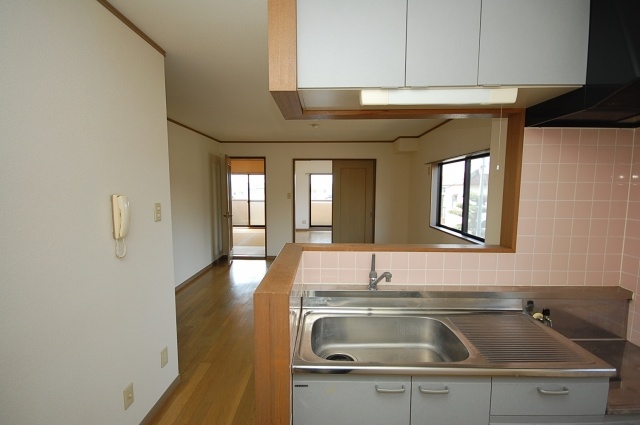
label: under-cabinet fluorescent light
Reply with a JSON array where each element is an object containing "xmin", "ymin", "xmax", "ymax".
[{"xmin": 360, "ymin": 87, "xmax": 518, "ymax": 106}]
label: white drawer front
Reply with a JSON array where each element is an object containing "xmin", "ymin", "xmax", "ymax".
[
  {"xmin": 412, "ymin": 377, "xmax": 491, "ymax": 425},
  {"xmin": 491, "ymin": 377, "xmax": 609, "ymax": 416},
  {"xmin": 490, "ymin": 415, "xmax": 604, "ymax": 424}
]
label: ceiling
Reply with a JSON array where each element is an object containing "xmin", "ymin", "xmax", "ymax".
[{"xmin": 106, "ymin": 0, "xmax": 572, "ymax": 143}]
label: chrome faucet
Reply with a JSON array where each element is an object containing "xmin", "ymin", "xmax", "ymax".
[
  {"xmin": 525, "ymin": 300, "xmax": 553, "ymax": 327},
  {"xmin": 368, "ymin": 253, "xmax": 392, "ymax": 290}
]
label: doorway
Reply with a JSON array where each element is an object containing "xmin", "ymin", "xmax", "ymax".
[
  {"xmin": 294, "ymin": 160, "xmax": 332, "ymax": 243},
  {"xmin": 229, "ymin": 158, "xmax": 266, "ymax": 258},
  {"xmin": 294, "ymin": 159, "xmax": 375, "ymax": 243}
]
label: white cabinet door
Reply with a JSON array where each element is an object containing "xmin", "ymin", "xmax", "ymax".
[
  {"xmin": 411, "ymin": 377, "xmax": 491, "ymax": 425},
  {"xmin": 297, "ymin": 0, "xmax": 407, "ymax": 89},
  {"xmin": 478, "ymin": 0, "xmax": 590, "ymax": 86},
  {"xmin": 406, "ymin": 0, "xmax": 482, "ymax": 87},
  {"xmin": 293, "ymin": 375, "xmax": 411, "ymax": 425}
]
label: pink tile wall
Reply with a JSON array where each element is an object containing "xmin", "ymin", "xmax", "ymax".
[
  {"xmin": 300, "ymin": 128, "xmax": 639, "ymax": 344},
  {"xmin": 622, "ymin": 130, "xmax": 640, "ymax": 344}
]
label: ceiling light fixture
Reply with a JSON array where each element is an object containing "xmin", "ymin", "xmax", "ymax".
[{"xmin": 360, "ymin": 87, "xmax": 518, "ymax": 106}]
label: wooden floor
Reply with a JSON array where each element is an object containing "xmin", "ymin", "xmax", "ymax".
[{"xmin": 147, "ymin": 259, "xmax": 272, "ymax": 425}]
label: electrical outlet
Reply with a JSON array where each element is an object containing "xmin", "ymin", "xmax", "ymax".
[
  {"xmin": 123, "ymin": 382, "xmax": 134, "ymax": 410},
  {"xmin": 154, "ymin": 203, "xmax": 161, "ymax": 222},
  {"xmin": 160, "ymin": 347, "xmax": 168, "ymax": 368}
]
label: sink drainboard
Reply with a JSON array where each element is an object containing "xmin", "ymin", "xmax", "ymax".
[{"xmin": 449, "ymin": 314, "xmax": 584, "ymax": 363}]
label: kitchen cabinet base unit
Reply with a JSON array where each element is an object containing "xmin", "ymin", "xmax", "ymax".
[
  {"xmin": 293, "ymin": 375, "xmax": 410, "ymax": 425},
  {"xmin": 293, "ymin": 375, "xmax": 610, "ymax": 425}
]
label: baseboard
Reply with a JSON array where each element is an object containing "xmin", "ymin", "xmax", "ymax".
[
  {"xmin": 175, "ymin": 260, "xmax": 219, "ymax": 293},
  {"xmin": 175, "ymin": 257, "xmax": 273, "ymax": 293},
  {"xmin": 139, "ymin": 375, "xmax": 181, "ymax": 425},
  {"xmin": 224, "ymin": 255, "xmax": 277, "ymax": 261}
]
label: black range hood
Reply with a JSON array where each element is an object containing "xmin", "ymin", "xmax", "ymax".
[{"xmin": 526, "ymin": 0, "xmax": 640, "ymax": 128}]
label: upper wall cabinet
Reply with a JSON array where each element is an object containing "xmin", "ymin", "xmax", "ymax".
[
  {"xmin": 297, "ymin": 0, "xmax": 590, "ymax": 89},
  {"xmin": 297, "ymin": 0, "xmax": 407, "ymax": 89},
  {"xmin": 478, "ymin": 0, "xmax": 590, "ymax": 86},
  {"xmin": 406, "ymin": 0, "xmax": 481, "ymax": 87}
]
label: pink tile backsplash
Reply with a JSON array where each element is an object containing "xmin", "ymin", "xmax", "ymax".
[
  {"xmin": 408, "ymin": 252, "xmax": 427, "ymax": 269},
  {"xmin": 625, "ymin": 130, "xmax": 640, "ymax": 344},
  {"xmin": 299, "ymin": 128, "xmax": 640, "ymax": 345}
]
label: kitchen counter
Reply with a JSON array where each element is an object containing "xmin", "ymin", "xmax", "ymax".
[
  {"xmin": 254, "ymin": 244, "xmax": 639, "ymax": 425},
  {"xmin": 576, "ymin": 340, "xmax": 640, "ymax": 415},
  {"xmin": 293, "ymin": 292, "xmax": 616, "ymax": 379},
  {"xmin": 295, "ymin": 289, "xmax": 640, "ymax": 418}
]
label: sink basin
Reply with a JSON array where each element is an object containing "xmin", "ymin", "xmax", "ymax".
[{"xmin": 309, "ymin": 315, "xmax": 469, "ymax": 363}]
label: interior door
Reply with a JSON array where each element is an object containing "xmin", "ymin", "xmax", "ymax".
[
  {"xmin": 224, "ymin": 155, "xmax": 234, "ymax": 264},
  {"xmin": 210, "ymin": 154, "xmax": 224, "ymax": 260},
  {"xmin": 332, "ymin": 159, "xmax": 375, "ymax": 243}
]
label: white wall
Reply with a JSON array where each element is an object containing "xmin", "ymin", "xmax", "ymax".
[
  {"xmin": 174, "ymin": 123, "xmax": 503, "ymax": 259},
  {"xmin": 0, "ymin": 2, "xmax": 178, "ymax": 424},
  {"xmin": 221, "ymin": 143, "xmax": 412, "ymax": 255},
  {"xmin": 168, "ymin": 122, "xmax": 223, "ymax": 285}
]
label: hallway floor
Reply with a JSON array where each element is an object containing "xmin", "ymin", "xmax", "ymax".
[
  {"xmin": 295, "ymin": 228, "xmax": 332, "ymax": 243},
  {"xmin": 147, "ymin": 259, "xmax": 272, "ymax": 425}
]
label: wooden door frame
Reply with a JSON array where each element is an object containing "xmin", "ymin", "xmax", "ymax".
[
  {"xmin": 227, "ymin": 156, "xmax": 267, "ymax": 258},
  {"xmin": 292, "ymin": 159, "xmax": 333, "ymax": 243},
  {"xmin": 292, "ymin": 159, "xmax": 376, "ymax": 243},
  {"xmin": 223, "ymin": 155, "xmax": 234, "ymax": 264}
]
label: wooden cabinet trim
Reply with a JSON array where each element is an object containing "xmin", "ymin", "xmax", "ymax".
[{"xmin": 254, "ymin": 244, "xmax": 302, "ymax": 425}]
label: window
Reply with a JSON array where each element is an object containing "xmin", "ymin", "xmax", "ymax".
[
  {"xmin": 309, "ymin": 174, "xmax": 332, "ymax": 227},
  {"xmin": 436, "ymin": 152, "xmax": 490, "ymax": 242},
  {"xmin": 231, "ymin": 173, "xmax": 265, "ymax": 226}
]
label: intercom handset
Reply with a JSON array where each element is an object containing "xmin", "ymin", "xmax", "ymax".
[{"xmin": 111, "ymin": 195, "xmax": 130, "ymax": 258}]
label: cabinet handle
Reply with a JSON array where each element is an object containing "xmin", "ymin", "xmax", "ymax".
[
  {"xmin": 375, "ymin": 384, "xmax": 405, "ymax": 394},
  {"xmin": 537, "ymin": 386, "xmax": 570, "ymax": 396},
  {"xmin": 418, "ymin": 386, "xmax": 450, "ymax": 395}
]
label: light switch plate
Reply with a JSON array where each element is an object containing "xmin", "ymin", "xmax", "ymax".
[
  {"xmin": 154, "ymin": 203, "xmax": 161, "ymax": 222},
  {"xmin": 123, "ymin": 382, "xmax": 134, "ymax": 410},
  {"xmin": 161, "ymin": 347, "xmax": 168, "ymax": 368}
]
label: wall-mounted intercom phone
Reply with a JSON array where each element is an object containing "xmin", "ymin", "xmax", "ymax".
[{"xmin": 111, "ymin": 195, "xmax": 130, "ymax": 258}]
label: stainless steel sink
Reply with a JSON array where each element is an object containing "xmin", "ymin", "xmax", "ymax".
[
  {"xmin": 305, "ymin": 314, "xmax": 469, "ymax": 363},
  {"xmin": 292, "ymin": 292, "xmax": 617, "ymax": 377}
]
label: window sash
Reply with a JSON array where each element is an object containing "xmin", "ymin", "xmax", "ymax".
[{"xmin": 436, "ymin": 153, "xmax": 489, "ymax": 242}]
